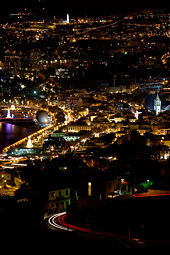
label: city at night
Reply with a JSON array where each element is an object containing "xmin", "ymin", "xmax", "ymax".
[{"xmin": 0, "ymin": 0, "xmax": 169, "ymax": 249}]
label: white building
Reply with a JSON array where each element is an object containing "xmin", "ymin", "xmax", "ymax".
[
  {"xmin": 67, "ymin": 13, "xmax": 69, "ymax": 23},
  {"xmin": 154, "ymin": 93, "xmax": 161, "ymax": 115}
]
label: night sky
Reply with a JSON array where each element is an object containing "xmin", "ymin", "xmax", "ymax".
[{"xmin": 1, "ymin": 0, "xmax": 169, "ymax": 17}]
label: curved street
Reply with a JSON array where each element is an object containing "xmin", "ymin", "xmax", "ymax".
[{"xmin": 48, "ymin": 211, "xmax": 129, "ymax": 240}]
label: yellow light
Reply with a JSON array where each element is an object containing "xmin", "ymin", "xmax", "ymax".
[{"xmin": 88, "ymin": 182, "xmax": 92, "ymax": 197}]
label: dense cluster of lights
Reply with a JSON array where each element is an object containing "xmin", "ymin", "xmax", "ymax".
[
  {"xmin": 3, "ymin": 124, "xmax": 54, "ymax": 153},
  {"xmin": 2, "ymin": 107, "xmax": 57, "ymax": 154}
]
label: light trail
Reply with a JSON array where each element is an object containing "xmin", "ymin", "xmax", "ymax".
[
  {"xmin": 48, "ymin": 211, "xmax": 128, "ymax": 240},
  {"xmin": 48, "ymin": 212, "xmax": 74, "ymax": 232},
  {"xmin": 133, "ymin": 189, "xmax": 170, "ymax": 198},
  {"xmin": 47, "ymin": 207, "xmax": 170, "ymax": 245},
  {"xmin": 133, "ymin": 193, "xmax": 170, "ymax": 198},
  {"xmin": 58, "ymin": 214, "xmax": 93, "ymax": 233},
  {"xmin": 48, "ymin": 211, "xmax": 95, "ymax": 233}
]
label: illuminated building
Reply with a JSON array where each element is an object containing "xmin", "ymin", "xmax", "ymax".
[
  {"xmin": 6, "ymin": 109, "xmax": 12, "ymax": 118},
  {"xmin": 26, "ymin": 136, "xmax": 33, "ymax": 148},
  {"xmin": 154, "ymin": 93, "xmax": 161, "ymax": 115},
  {"xmin": 67, "ymin": 13, "xmax": 69, "ymax": 24},
  {"xmin": 62, "ymin": 120, "xmax": 91, "ymax": 132},
  {"xmin": 44, "ymin": 186, "xmax": 71, "ymax": 217}
]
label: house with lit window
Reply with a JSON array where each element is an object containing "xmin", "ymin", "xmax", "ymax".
[{"xmin": 44, "ymin": 185, "xmax": 71, "ymax": 217}]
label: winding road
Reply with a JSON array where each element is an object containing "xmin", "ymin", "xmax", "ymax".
[{"xmin": 48, "ymin": 211, "xmax": 128, "ymax": 240}]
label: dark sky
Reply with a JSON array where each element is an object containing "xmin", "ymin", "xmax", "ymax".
[{"xmin": 1, "ymin": 0, "xmax": 169, "ymax": 17}]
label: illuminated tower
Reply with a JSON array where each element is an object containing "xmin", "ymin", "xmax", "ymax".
[
  {"xmin": 6, "ymin": 108, "xmax": 12, "ymax": 118},
  {"xmin": 154, "ymin": 93, "xmax": 161, "ymax": 115},
  {"xmin": 135, "ymin": 110, "xmax": 139, "ymax": 120},
  {"xmin": 67, "ymin": 13, "xmax": 69, "ymax": 23},
  {"xmin": 26, "ymin": 136, "xmax": 33, "ymax": 148},
  {"xmin": 135, "ymin": 110, "xmax": 142, "ymax": 120}
]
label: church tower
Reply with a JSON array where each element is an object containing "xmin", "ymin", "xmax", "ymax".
[{"xmin": 154, "ymin": 93, "xmax": 161, "ymax": 115}]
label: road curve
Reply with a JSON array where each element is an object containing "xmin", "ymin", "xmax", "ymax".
[
  {"xmin": 48, "ymin": 212, "xmax": 74, "ymax": 232},
  {"xmin": 48, "ymin": 211, "xmax": 128, "ymax": 240}
]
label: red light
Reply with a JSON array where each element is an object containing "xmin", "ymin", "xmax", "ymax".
[
  {"xmin": 57, "ymin": 215, "xmax": 128, "ymax": 239},
  {"xmin": 58, "ymin": 215, "xmax": 92, "ymax": 233},
  {"xmin": 133, "ymin": 193, "xmax": 170, "ymax": 198}
]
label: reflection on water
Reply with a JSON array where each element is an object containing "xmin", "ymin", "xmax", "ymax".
[{"xmin": 0, "ymin": 122, "xmax": 37, "ymax": 152}]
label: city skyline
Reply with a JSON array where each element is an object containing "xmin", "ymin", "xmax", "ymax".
[{"xmin": 0, "ymin": 4, "xmax": 169, "ymax": 248}]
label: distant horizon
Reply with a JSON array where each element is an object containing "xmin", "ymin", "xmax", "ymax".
[{"xmin": 0, "ymin": 0, "xmax": 169, "ymax": 18}]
